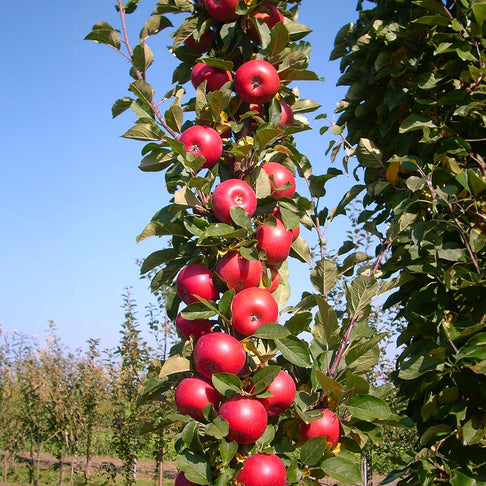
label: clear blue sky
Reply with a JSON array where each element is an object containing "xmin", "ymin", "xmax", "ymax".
[{"xmin": 0, "ymin": 0, "xmax": 360, "ymax": 351}]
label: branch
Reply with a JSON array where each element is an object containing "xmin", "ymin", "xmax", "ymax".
[{"xmin": 116, "ymin": 0, "xmax": 180, "ymax": 140}]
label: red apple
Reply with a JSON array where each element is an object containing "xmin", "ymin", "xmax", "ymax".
[
  {"xmin": 205, "ymin": 0, "xmax": 238, "ymax": 21},
  {"xmin": 237, "ymin": 453, "xmax": 287, "ymax": 486},
  {"xmin": 231, "ymin": 287, "xmax": 279, "ymax": 336},
  {"xmin": 212, "ymin": 179, "xmax": 257, "ymax": 224},
  {"xmin": 256, "ymin": 219, "xmax": 293, "ymax": 266},
  {"xmin": 247, "ymin": 3, "xmax": 284, "ymax": 42},
  {"xmin": 262, "ymin": 162, "xmax": 296, "ymax": 199},
  {"xmin": 191, "ymin": 62, "xmax": 232, "ymax": 92},
  {"xmin": 184, "ymin": 29, "xmax": 213, "ymax": 52},
  {"xmin": 180, "ymin": 125, "xmax": 223, "ymax": 169},
  {"xmin": 279, "ymin": 101, "xmax": 294, "ymax": 127},
  {"xmin": 218, "ymin": 396, "xmax": 268, "ymax": 443},
  {"xmin": 175, "ymin": 313, "xmax": 213, "ymax": 341},
  {"xmin": 175, "ymin": 471, "xmax": 198, "ymax": 486},
  {"xmin": 175, "ymin": 377, "xmax": 221, "ymax": 419},
  {"xmin": 176, "ymin": 263, "xmax": 219, "ymax": 305},
  {"xmin": 267, "ymin": 266, "xmax": 280, "ymax": 292},
  {"xmin": 300, "ymin": 408, "xmax": 341, "ymax": 448},
  {"xmin": 249, "ymin": 103, "xmax": 265, "ymax": 118},
  {"xmin": 234, "ymin": 60, "xmax": 280, "ymax": 104},
  {"xmin": 257, "ymin": 370, "xmax": 296, "ymax": 416},
  {"xmin": 194, "ymin": 332, "xmax": 246, "ymax": 378},
  {"xmin": 215, "ymin": 251, "xmax": 263, "ymax": 292}
]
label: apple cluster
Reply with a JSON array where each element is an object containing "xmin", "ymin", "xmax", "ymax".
[{"xmin": 124, "ymin": 0, "xmax": 340, "ymax": 486}]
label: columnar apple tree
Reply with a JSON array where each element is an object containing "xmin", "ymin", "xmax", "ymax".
[{"xmin": 87, "ymin": 0, "xmax": 406, "ymax": 483}]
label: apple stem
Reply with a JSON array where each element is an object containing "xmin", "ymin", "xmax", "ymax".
[{"xmin": 116, "ymin": 0, "xmax": 181, "ymax": 140}]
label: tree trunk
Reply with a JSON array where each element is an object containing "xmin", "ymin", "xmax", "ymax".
[
  {"xmin": 58, "ymin": 452, "xmax": 64, "ymax": 485},
  {"xmin": 69, "ymin": 452, "xmax": 77, "ymax": 486},
  {"xmin": 2, "ymin": 451, "xmax": 8, "ymax": 486},
  {"xmin": 85, "ymin": 430, "xmax": 92, "ymax": 485},
  {"xmin": 157, "ymin": 432, "xmax": 164, "ymax": 486},
  {"xmin": 34, "ymin": 442, "xmax": 43, "ymax": 486}
]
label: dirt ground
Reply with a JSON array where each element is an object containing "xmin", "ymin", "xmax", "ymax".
[{"xmin": 9, "ymin": 451, "xmax": 399, "ymax": 485}]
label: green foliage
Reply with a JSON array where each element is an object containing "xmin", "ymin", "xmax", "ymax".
[{"xmin": 331, "ymin": 0, "xmax": 486, "ymax": 482}]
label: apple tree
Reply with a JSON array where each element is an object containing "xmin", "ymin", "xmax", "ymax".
[
  {"xmin": 329, "ymin": 0, "xmax": 486, "ymax": 483},
  {"xmin": 86, "ymin": 0, "xmax": 407, "ymax": 484}
]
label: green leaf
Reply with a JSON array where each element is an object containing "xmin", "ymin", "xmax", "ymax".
[
  {"xmin": 285, "ymin": 312, "xmax": 312, "ymax": 336},
  {"xmin": 159, "ymin": 356, "xmax": 191, "ymax": 377},
  {"xmin": 256, "ymin": 424, "xmax": 275, "ymax": 445},
  {"xmin": 266, "ymin": 22, "xmax": 289, "ymax": 57},
  {"xmin": 174, "ymin": 186, "xmax": 200, "ymax": 208},
  {"xmin": 122, "ymin": 122, "xmax": 163, "ymax": 141},
  {"xmin": 399, "ymin": 114, "xmax": 437, "ymax": 133},
  {"xmin": 310, "ymin": 259, "xmax": 338, "ymax": 295},
  {"xmin": 313, "ymin": 295, "xmax": 340, "ymax": 346},
  {"xmin": 165, "ymin": 104, "xmax": 184, "ymax": 133},
  {"xmin": 356, "ymin": 138, "xmax": 383, "ymax": 168},
  {"xmin": 346, "ymin": 275, "xmax": 378, "ymax": 322},
  {"xmin": 275, "ymin": 336, "xmax": 311, "ymax": 367},
  {"xmin": 181, "ymin": 302, "xmax": 218, "ymax": 320},
  {"xmin": 219, "ymin": 440, "xmax": 238, "ymax": 466},
  {"xmin": 211, "ymin": 373, "xmax": 242, "ymax": 397},
  {"xmin": 456, "ymin": 333, "xmax": 486, "ymax": 361},
  {"xmin": 300, "ymin": 437, "xmax": 328, "ymax": 466},
  {"xmin": 321, "ymin": 455, "xmax": 362, "ymax": 484},
  {"xmin": 176, "ymin": 450, "xmax": 211, "ymax": 485},
  {"xmin": 85, "ymin": 21, "xmax": 121, "ymax": 48},
  {"xmin": 285, "ymin": 20, "xmax": 312, "ymax": 40},
  {"xmin": 139, "ymin": 149, "xmax": 176, "ymax": 172},
  {"xmin": 230, "ymin": 206, "xmax": 251, "ymax": 229},
  {"xmin": 251, "ymin": 366, "xmax": 282, "ymax": 394},
  {"xmin": 290, "ymin": 236, "xmax": 312, "ymax": 265},
  {"xmin": 132, "ymin": 43, "xmax": 154, "ymax": 73},
  {"xmin": 473, "ymin": 2, "xmax": 486, "ymax": 28},
  {"xmin": 206, "ymin": 416, "xmax": 230, "ymax": 439},
  {"xmin": 346, "ymin": 394, "xmax": 391, "ymax": 422},
  {"xmin": 398, "ymin": 355, "xmax": 443, "ymax": 380},
  {"xmin": 129, "ymin": 79, "xmax": 155, "ymax": 103},
  {"xmin": 252, "ymin": 322, "xmax": 290, "ymax": 339},
  {"xmin": 112, "ymin": 97, "xmax": 134, "ymax": 118},
  {"xmin": 140, "ymin": 15, "xmax": 173, "ymax": 40}
]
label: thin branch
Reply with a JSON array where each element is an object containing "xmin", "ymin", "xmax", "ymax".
[{"xmin": 116, "ymin": 0, "xmax": 180, "ymax": 140}]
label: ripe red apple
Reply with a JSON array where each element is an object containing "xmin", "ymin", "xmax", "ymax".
[
  {"xmin": 205, "ymin": 0, "xmax": 238, "ymax": 21},
  {"xmin": 175, "ymin": 471, "xmax": 198, "ymax": 486},
  {"xmin": 212, "ymin": 179, "xmax": 257, "ymax": 224},
  {"xmin": 231, "ymin": 287, "xmax": 279, "ymax": 336},
  {"xmin": 193, "ymin": 332, "xmax": 246, "ymax": 378},
  {"xmin": 267, "ymin": 266, "xmax": 280, "ymax": 292},
  {"xmin": 180, "ymin": 125, "xmax": 223, "ymax": 168},
  {"xmin": 175, "ymin": 313, "xmax": 213, "ymax": 341},
  {"xmin": 257, "ymin": 370, "xmax": 296, "ymax": 416},
  {"xmin": 300, "ymin": 408, "xmax": 341, "ymax": 448},
  {"xmin": 191, "ymin": 63, "xmax": 232, "ymax": 92},
  {"xmin": 215, "ymin": 251, "xmax": 263, "ymax": 292},
  {"xmin": 262, "ymin": 162, "xmax": 296, "ymax": 199},
  {"xmin": 247, "ymin": 3, "xmax": 284, "ymax": 42},
  {"xmin": 184, "ymin": 29, "xmax": 214, "ymax": 52},
  {"xmin": 218, "ymin": 396, "xmax": 268, "ymax": 443},
  {"xmin": 234, "ymin": 60, "xmax": 280, "ymax": 104},
  {"xmin": 256, "ymin": 219, "xmax": 293, "ymax": 266},
  {"xmin": 176, "ymin": 263, "xmax": 219, "ymax": 305},
  {"xmin": 278, "ymin": 101, "xmax": 294, "ymax": 127},
  {"xmin": 237, "ymin": 453, "xmax": 287, "ymax": 486},
  {"xmin": 175, "ymin": 377, "xmax": 221, "ymax": 420}
]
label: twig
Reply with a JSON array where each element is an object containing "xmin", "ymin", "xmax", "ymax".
[{"xmin": 116, "ymin": 0, "xmax": 180, "ymax": 140}]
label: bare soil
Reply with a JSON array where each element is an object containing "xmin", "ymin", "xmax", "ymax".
[{"xmin": 7, "ymin": 451, "xmax": 399, "ymax": 485}]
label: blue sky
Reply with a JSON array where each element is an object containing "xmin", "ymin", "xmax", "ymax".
[{"xmin": 0, "ymin": 0, "xmax": 361, "ymax": 351}]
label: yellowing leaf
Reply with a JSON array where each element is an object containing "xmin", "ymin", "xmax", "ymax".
[{"xmin": 386, "ymin": 161, "xmax": 400, "ymax": 185}]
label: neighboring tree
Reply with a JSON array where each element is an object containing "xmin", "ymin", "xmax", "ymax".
[
  {"xmin": 330, "ymin": 0, "xmax": 486, "ymax": 483},
  {"xmin": 108, "ymin": 288, "xmax": 151, "ymax": 486},
  {"xmin": 86, "ymin": 1, "xmax": 411, "ymax": 484}
]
